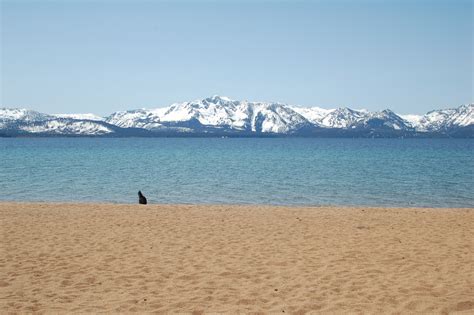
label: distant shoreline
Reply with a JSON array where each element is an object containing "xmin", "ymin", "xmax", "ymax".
[{"xmin": 1, "ymin": 132, "xmax": 473, "ymax": 138}]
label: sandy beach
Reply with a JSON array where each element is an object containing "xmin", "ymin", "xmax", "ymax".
[{"xmin": 0, "ymin": 203, "xmax": 473, "ymax": 313}]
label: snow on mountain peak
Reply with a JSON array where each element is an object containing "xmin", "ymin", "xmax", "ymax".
[
  {"xmin": 0, "ymin": 108, "xmax": 52, "ymax": 121},
  {"xmin": 0, "ymin": 108, "xmax": 52, "ymax": 128},
  {"xmin": 400, "ymin": 104, "xmax": 473, "ymax": 132},
  {"xmin": 1, "ymin": 99, "xmax": 473, "ymax": 136},
  {"xmin": 20, "ymin": 120, "xmax": 113, "ymax": 135},
  {"xmin": 204, "ymin": 95, "xmax": 234, "ymax": 104},
  {"xmin": 319, "ymin": 107, "xmax": 367, "ymax": 128},
  {"xmin": 53, "ymin": 113, "xmax": 104, "ymax": 121},
  {"xmin": 448, "ymin": 103, "xmax": 473, "ymax": 127},
  {"xmin": 62, "ymin": 99, "xmax": 474, "ymax": 135}
]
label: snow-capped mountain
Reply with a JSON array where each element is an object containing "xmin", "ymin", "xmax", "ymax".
[
  {"xmin": 53, "ymin": 113, "xmax": 104, "ymax": 121},
  {"xmin": 106, "ymin": 96, "xmax": 311, "ymax": 134},
  {"xmin": 0, "ymin": 108, "xmax": 117, "ymax": 136},
  {"xmin": 106, "ymin": 108, "xmax": 165, "ymax": 130},
  {"xmin": 18, "ymin": 118, "xmax": 114, "ymax": 135},
  {"xmin": 1, "ymin": 98, "xmax": 473, "ymax": 137},
  {"xmin": 363, "ymin": 109, "xmax": 414, "ymax": 131},
  {"xmin": 289, "ymin": 106, "xmax": 333, "ymax": 126},
  {"xmin": 401, "ymin": 104, "xmax": 473, "ymax": 132},
  {"xmin": 0, "ymin": 108, "xmax": 53, "ymax": 128},
  {"xmin": 320, "ymin": 107, "xmax": 368, "ymax": 129}
]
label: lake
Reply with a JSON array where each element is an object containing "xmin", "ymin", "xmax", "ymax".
[{"xmin": 0, "ymin": 138, "xmax": 472, "ymax": 207}]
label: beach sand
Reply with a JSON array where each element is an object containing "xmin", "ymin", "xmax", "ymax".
[{"xmin": 0, "ymin": 203, "xmax": 473, "ymax": 314}]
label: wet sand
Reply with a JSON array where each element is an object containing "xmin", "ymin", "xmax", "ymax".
[{"xmin": 0, "ymin": 202, "xmax": 473, "ymax": 313}]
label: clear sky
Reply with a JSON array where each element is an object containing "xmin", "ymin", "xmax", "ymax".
[{"xmin": 1, "ymin": 0, "xmax": 472, "ymax": 115}]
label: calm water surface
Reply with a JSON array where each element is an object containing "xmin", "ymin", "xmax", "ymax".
[{"xmin": 0, "ymin": 138, "xmax": 472, "ymax": 207}]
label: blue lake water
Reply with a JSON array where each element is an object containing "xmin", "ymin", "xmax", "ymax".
[{"xmin": 0, "ymin": 138, "xmax": 472, "ymax": 207}]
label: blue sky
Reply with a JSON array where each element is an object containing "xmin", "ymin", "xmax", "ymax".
[{"xmin": 1, "ymin": 0, "xmax": 472, "ymax": 115}]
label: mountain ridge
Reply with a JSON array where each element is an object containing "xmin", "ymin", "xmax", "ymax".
[{"xmin": 1, "ymin": 96, "xmax": 473, "ymax": 137}]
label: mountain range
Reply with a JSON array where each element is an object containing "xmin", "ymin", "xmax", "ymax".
[{"xmin": 1, "ymin": 96, "xmax": 472, "ymax": 138}]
